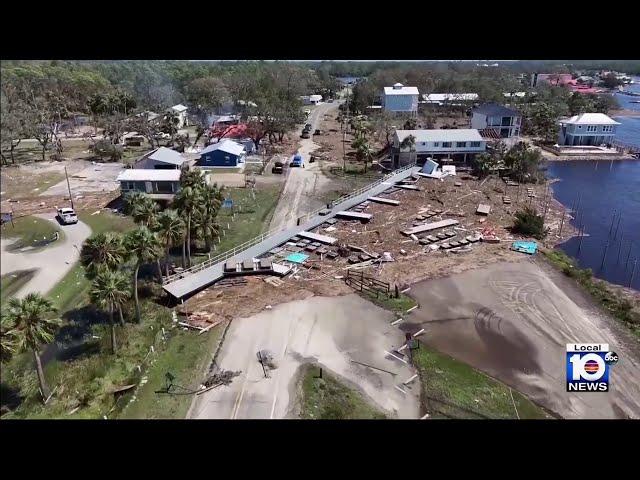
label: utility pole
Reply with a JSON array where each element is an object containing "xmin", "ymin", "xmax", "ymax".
[{"xmin": 65, "ymin": 166, "xmax": 74, "ymax": 210}]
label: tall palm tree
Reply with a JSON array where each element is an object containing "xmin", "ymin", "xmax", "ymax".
[
  {"xmin": 132, "ymin": 197, "xmax": 159, "ymax": 228},
  {"xmin": 125, "ymin": 227, "xmax": 163, "ymax": 322},
  {"xmin": 5, "ymin": 294, "xmax": 61, "ymax": 401},
  {"xmin": 180, "ymin": 168, "xmax": 205, "ymax": 189},
  {"xmin": 89, "ymin": 269, "xmax": 130, "ymax": 354},
  {"xmin": 194, "ymin": 183, "xmax": 223, "ymax": 252},
  {"xmin": 399, "ymin": 134, "xmax": 417, "ymax": 167},
  {"xmin": 154, "ymin": 209, "xmax": 185, "ymax": 276},
  {"xmin": 123, "ymin": 191, "xmax": 147, "ymax": 216},
  {"xmin": 80, "ymin": 232, "xmax": 127, "ymax": 279},
  {"xmin": 174, "ymin": 185, "xmax": 202, "ymax": 267}
]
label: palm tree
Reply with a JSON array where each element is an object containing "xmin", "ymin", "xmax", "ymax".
[
  {"xmin": 125, "ymin": 227, "xmax": 163, "ymax": 322},
  {"xmin": 123, "ymin": 191, "xmax": 147, "ymax": 216},
  {"xmin": 80, "ymin": 232, "xmax": 127, "ymax": 279},
  {"xmin": 174, "ymin": 185, "xmax": 202, "ymax": 267},
  {"xmin": 154, "ymin": 209, "xmax": 185, "ymax": 276},
  {"xmin": 180, "ymin": 168, "xmax": 205, "ymax": 189},
  {"xmin": 399, "ymin": 134, "xmax": 416, "ymax": 167},
  {"xmin": 1, "ymin": 313, "xmax": 19, "ymax": 363},
  {"xmin": 89, "ymin": 269, "xmax": 130, "ymax": 354},
  {"xmin": 193, "ymin": 183, "xmax": 223, "ymax": 252},
  {"xmin": 132, "ymin": 197, "xmax": 159, "ymax": 228},
  {"xmin": 5, "ymin": 294, "xmax": 61, "ymax": 401}
]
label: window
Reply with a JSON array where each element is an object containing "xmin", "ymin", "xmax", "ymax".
[
  {"xmin": 442, "ymin": 142, "xmax": 452, "ymax": 148},
  {"xmin": 456, "ymin": 142, "xmax": 467, "ymax": 148},
  {"xmin": 603, "ymin": 125, "xmax": 613, "ymax": 133},
  {"xmin": 433, "ymin": 142, "xmax": 440, "ymax": 147},
  {"xmin": 470, "ymin": 141, "xmax": 481, "ymax": 147},
  {"xmin": 586, "ymin": 125, "xmax": 597, "ymax": 133}
]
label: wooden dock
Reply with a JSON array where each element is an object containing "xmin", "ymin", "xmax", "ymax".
[
  {"xmin": 368, "ymin": 196, "xmax": 400, "ymax": 206},
  {"xmin": 401, "ymin": 219, "xmax": 459, "ymax": 236}
]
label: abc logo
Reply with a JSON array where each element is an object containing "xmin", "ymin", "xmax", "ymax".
[
  {"xmin": 569, "ymin": 353, "xmax": 606, "ymax": 381},
  {"xmin": 605, "ymin": 351, "xmax": 619, "ymax": 365}
]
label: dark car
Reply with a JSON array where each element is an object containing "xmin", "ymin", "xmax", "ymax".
[
  {"xmin": 305, "ymin": 123, "xmax": 312, "ymax": 130},
  {"xmin": 314, "ymin": 129, "xmax": 321, "ymax": 135},
  {"xmin": 271, "ymin": 161, "xmax": 284, "ymax": 174},
  {"xmin": 301, "ymin": 131, "xmax": 310, "ymax": 139}
]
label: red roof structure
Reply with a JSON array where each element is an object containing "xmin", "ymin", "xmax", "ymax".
[{"xmin": 210, "ymin": 123, "xmax": 248, "ymax": 139}]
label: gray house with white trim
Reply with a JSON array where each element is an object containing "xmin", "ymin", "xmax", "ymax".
[
  {"xmin": 471, "ymin": 103, "xmax": 521, "ymax": 138},
  {"xmin": 133, "ymin": 147, "xmax": 186, "ymax": 170},
  {"xmin": 558, "ymin": 113, "xmax": 620, "ymax": 146}
]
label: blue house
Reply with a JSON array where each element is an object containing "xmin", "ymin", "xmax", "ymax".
[{"xmin": 196, "ymin": 139, "xmax": 246, "ymax": 171}]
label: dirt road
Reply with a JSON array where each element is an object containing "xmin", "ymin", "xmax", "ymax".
[
  {"xmin": 1, "ymin": 214, "xmax": 92, "ymax": 298},
  {"xmin": 404, "ymin": 259, "xmax": 640, "ymax": 419},
  {"xmin": 268, "ymin": 101, "xmax": 340, "ymax": 231},
  {"xmin": 190, "ymin": 294, "xmax": 420, "ymax": 419}
]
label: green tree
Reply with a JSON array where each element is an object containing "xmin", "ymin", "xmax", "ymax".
[
  {"xmin": 125, "ymin": 227, "xmax": 163, "ymax": 322},
  {"xmin": 154, "ymin": 209, "xmax": 186, "ymax": 275},
  {"xmin": 174, "ymin": 184, "xmax": 202, "ymax": 266},
  {"xmin": 89, "ymin": 269, "xmax": 130, "ymax": 354},
  {"xmin": 193, "ymin": 183, "xmax": 223, "ymax": 252},
  {"xmin": 399, "ymin": 134, "xmax": 417, "ymax": 166},
  {"xmin": 513, "ymin": 206, "xmax": 548, "ymax": 239},
  {"xmin": 1, "ymin": 313, "xmax": 19, "ymax": 363},
  {"xmin": 4, "ymin": 294, "xmax": 61, "ymax": 401},
  {"xmin": 123, "ymin": 191, "xmax": 158, "ymax": 227},
  {"xmin": 80, "ymin": 232, "xmax": 127, "ymax": 279}
]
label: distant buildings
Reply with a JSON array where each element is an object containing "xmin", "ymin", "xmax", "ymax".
[
  {"xmin": 392, "ymin": 129, "xmax": 486, "ymax": 167},
  {"xmin": 196, "ymin": 139, "xmax": 246, "ymax": 171},
  {"xmin": 383, "ymin": 83, "xmax": 419, "ymax": 114},
  {"xmin": 301, "ymin": 94, "xmax": 323, "ymax": 105},
  {"xmin": 471, "ymin": 103, "xmax": 521, "ymax": 139},
  {"xmin": 531, "ymin": 73, "xmax": 574, "ymax": 87},
  {"xmin": 422, "ymin": 93, "xmax": 478, "ymax": 106},
  {"xmin": 557, "ymin": 113, "xmax": 620, "ymax": 146}
]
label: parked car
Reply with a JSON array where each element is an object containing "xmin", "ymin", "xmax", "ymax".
[
  {"xmin": 291, "ymin": 154, "xmax": 304, "ymax": 167},
  {"xmin": 305, "ymin": 123, "xmax": 312, "ymax": 130},
  {"xmin": 301, "ymin": 131, "xmax": 310, "ymax": 139},
  {"xmin": 272, "ymin": 161, "xmax": 284, "ymax": 174},
  {"xmin": 327, "ymin": 99, "xmax": 334, "ymax": 103},
  {"xmin": 57, "ymin": 207, "xmax": 78, "ymax": 225},
  {"xmin": 314, "ymin": 129, "xmax": 321, "ymax": 135}
]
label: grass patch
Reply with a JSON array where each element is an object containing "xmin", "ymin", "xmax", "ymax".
[
  {"xmin": 1, "ymin": 269, "xmax": 37, "ymax": 301},
  {"xmin": 119, "ymin": 322, "xmax": 225, "ymax": 419},
  {"xmin": 360, "ymin": 291, "xmax": 417, "ymax": 315},
  {"xmin": 542, "ymin": 248, "xmax": 640, "ymax": 338},
  {"xmin": 412, "ymin": 346, "xmax": 552, "ymax": 419},
  {"xmin": 1, "ymin": 215, "xmax": 64, "ymax": 252},
  {"xmin": 78, "ymin": 210, "xmax": 135, "ymax": 235},
  {"xmin": 298, "ymin": 364, "xmax": 386, "ymax": 419}
]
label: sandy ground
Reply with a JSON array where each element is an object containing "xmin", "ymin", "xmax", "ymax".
[
  {"xmin": 189, "ymin": 294, "xmax": 420, "ymax": 419},
  {"xmin": 268, "ymin": 102, "xmax": 341, "ymax": 231},
  {"xmin": 41, "ymin": 161, "xmax": 124, "ymax": 196},
  {"xmin": 0, "ymin": 214, "xmax": 92, "ymax": 298},
  {"xmin": 404, "ymin": 259, "xmax": 640, "ymax": 419}
]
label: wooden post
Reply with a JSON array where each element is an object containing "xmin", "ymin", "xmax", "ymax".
[
  {"xmin": 626, "ymin": 241, "xmax": 633, "ymax": 266},
  {"xmin": 613, "ymin": 215, "xmax": 622, "ymax": 239},
  {"xmin": 559, "ymin": 211, "xmax": 565, "ymax": 238},
  {"xmin": 617, "ymin": 232, "xmax": 624, "ymax": 264},
  {"xmin": 600, "ymin": 241, "xmax": 609, "ymax": 269},
  {"xmin": 630, "ymin": 259, "xmax": 638, "ymax": 288},
  {"xmin": 608, "ymin": 210, "xmax": 617, "ymax": 237}
]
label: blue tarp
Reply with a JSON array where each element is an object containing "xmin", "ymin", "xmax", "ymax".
[
  {"xmin": 512, "ymin": 241, "xmax": 538, "ymax": 255},
  {"xmin": 285, "ymin": 252, "xmax": 309, "ymax": 264}
]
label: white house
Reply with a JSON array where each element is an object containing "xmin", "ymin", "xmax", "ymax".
[
  {"xmin": 117, "ymin": 169, "xmax": 182, "ymax": 201},
  {"xmin": 170, "ymin": 104, "xmax": 189, "ymax": 128},
  {"xmin": 301, "ymin": 94, "xmax": 323, "ymax": 105},
  {"xmin": 133, "ymin": 147, "xmax": 186, "ymax": 170},
  {"xmin": 558, "ymin": 113, "xmax": 620, "ymax": 146},
  {"xmin": 471, "ymin": 103, "xmax": 521, "ymax": 139},
  {"xmin": 422, "ymin": 93, "xmax": 478, "ymax": 105},
  {"xmin": 392, "ymin": 129, "xmax": 486, "ymax": 168},
  {"xmin": 383, "ymin": 83, "xmax": 419, "ymax": 114}
]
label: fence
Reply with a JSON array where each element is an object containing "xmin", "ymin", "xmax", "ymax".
[
  {"xmin": 344, "ymin": 270, "xmax": 390, "ymax": 298},
  {"xmin": 162, "ymin": 163, "xmax": 417, "ymax": 285}
]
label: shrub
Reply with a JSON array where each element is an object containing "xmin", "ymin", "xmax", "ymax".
[
  {"xmin": 91, "ymin": 140, "xmax": 123, "ymax": 162},
  {"xmin": 512, "ymin": 207, "xmax": 548, "ymax": 239}
]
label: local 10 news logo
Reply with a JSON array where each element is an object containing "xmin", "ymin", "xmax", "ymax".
[{"xmin": 566, "ymin": 344, "xmax": 618, "ymax": 392}]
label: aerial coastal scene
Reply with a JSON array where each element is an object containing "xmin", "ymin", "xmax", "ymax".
[{"xmin": 1, "ymin": 59, "xmax": 638, "ymax": 420}]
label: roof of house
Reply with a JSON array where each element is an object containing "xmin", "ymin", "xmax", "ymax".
[
  {"xmin": 395, "ymin": 129, "xmax": 484, "ymax": 143},
  {"xmin": 117, "ymin": 169, "xmax": 182, "ymax": 182},
  {"xmin": 384, "ymin": 84, "xmax": 419, "ymax": 96},
  {"xmin": 147, "ymin": 147, "xmax": 185, "ymax": 166},
  {"xmin": 472, "ymin": 103, "xmax": 520, "ymax": 117},
  {"xmin": 503, "ymin": 92, "xmax": 527, "ymax": 97},
  {"xmin": 560, "ymin": 113, "xmax": 621, "ymax": 125},
  {"xmin": 309, "ymin": 94, "xmax": 322, "ymax": 101},
  {"xmin": 200, "ymin": 139, "xmax": 245, "ymax": 156},
  {"xmin": 423, "ymin": 93, "xmax": 478, "ymax": 102},
  {"xmin": 171, "ymin": 104, "xmax": 188, "ymax": 112}
]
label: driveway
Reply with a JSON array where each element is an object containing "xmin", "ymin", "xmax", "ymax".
[
  {"xmin": 41, "ymin": 162, "xmax": 123, "ymax": 196},
  {"xmin": 190, "ymin": 294, "xmax": 420, "ymax": 419},
  {"xmin": 404, "ymin": 259, "xmax": 640, "ymax": 419},
  {"xmin": 1, "ymin": 214, "xmax": 92, "ymax": 299},
  {"xmin": 268, "ymin": 101, "xmax": 340, "ymax": 231}
]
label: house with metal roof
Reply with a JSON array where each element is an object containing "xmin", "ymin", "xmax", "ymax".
[
  {"xmin": 116, "ymin": 169, "xmax": 182, "ymax": 201},
  {"xmin": 392, "ymin": 129, "xmax": 486, "ymax": 167},
  {"xmin": 196, "ymin": 139, "xmax": 246, "ymax": 171},
  {"xmin": 422, "ymin": 93, "xmax": 479, "ymax": 105},
  {"xmin": 383, "ymin": 83, "xmax": 419, "ymax": 114},
  {"xmin": 558, "ymin": 113, "xmax": 620, "ymax": 146},
  {"xmin": 471, "ymin": 103, "xmax": 522, "ymax": 139},
  {"xmin": 133, "ymin": 147, "xmax": 186, "ymax": 170}
]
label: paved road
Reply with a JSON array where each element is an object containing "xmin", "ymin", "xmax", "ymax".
[
  {"xmin": 269, "ymin": 101, "xmax": 341, "ymax": 231},
  {"xmin": 190, "ymin": 294, "xmax": 420, "ymax": 419},
  {"xmin": 1, "ymin": 214, "xmax": 92, "ymax": 299},
  {"xmin": 405, "ymin": 259, "xmax": 640, "ymax": 419}
]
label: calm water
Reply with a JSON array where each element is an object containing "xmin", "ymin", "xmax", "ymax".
[
  {"xmin": 613, "ymin": 75, "xmax": 640, "ymax": 112},
  {"xmin": 614, "ymin": 116, "xmax": 640, "ymax": 148},
  {"xmin": 547, "ymin": 160, "xmax": 640, "ymax": 290}
]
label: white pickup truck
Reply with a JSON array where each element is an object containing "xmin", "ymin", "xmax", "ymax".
[{"xmin": 57, "ymin": 207, "xmax": 78, "ymax": 225}]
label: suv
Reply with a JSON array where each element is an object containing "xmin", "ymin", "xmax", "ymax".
[
  {"xmin": 301, "ymin": 130, "xmax": 310, "ymax": 139},
  {"xmin": 304, "ymin": 123, "xmax": 312, "ymax": 131},
  {"xmin": 272, "ymin": 161, "xmax": 284, "ymax": 174},
  {"xmin": 57, "ymin": 207, "xmax": 78, "ymax": 225}
]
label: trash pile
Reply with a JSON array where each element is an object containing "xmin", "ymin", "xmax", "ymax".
[{"xmin": 201, "ymin": 370, "xmax": 241, "ymax": 389}]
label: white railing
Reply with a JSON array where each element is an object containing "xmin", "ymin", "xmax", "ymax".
[{"xmin": 163, "ymin": 163, "xmax": 418, "ymax": 285}]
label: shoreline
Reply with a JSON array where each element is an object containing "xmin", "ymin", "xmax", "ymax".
[{"xmin": 611, "ymin": 109, "xmax": 640, "ymax": 117}]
